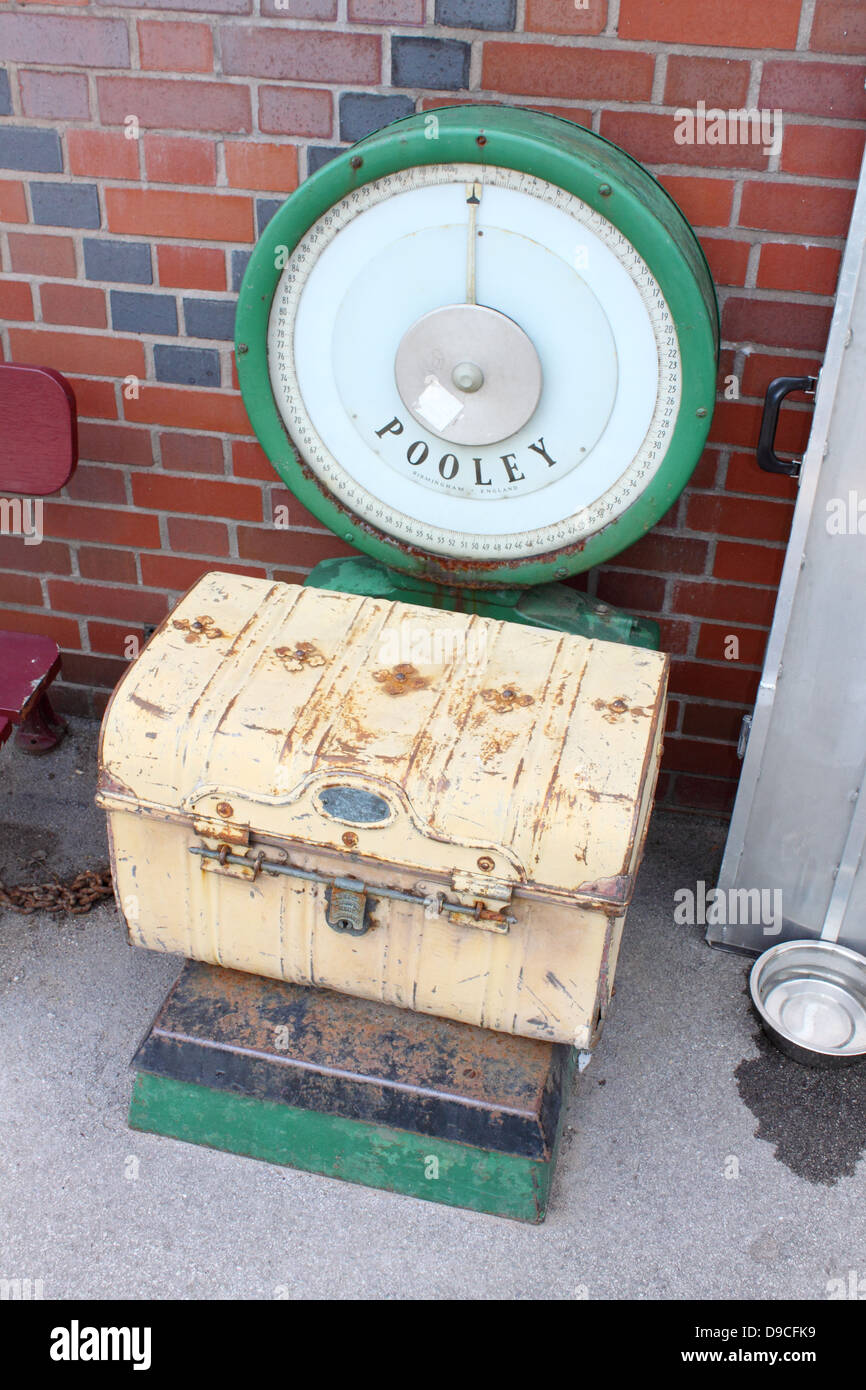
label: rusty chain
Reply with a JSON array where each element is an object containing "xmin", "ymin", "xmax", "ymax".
[{"xmin": 0, "ymin": 867, "xmax": 114, "ymax": 916}]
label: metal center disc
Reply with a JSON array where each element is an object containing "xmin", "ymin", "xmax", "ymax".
[{"xmin": 394, "ymin": 303, "xmax": 543, "ymax": 447}]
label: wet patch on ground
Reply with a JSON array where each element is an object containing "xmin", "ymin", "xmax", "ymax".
[{"xmin": 736, "ymin": 1021, "xmax": 866, "ymax": 1185}]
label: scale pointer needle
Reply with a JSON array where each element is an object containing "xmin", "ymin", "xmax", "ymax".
[{"xmin": 466, "ymin": 182, "xmax": 482, "ymax": 305}]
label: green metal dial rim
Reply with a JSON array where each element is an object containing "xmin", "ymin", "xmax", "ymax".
[{"xmin": 235, "ymin": 104, "xmax": 719, "ymax": 589}]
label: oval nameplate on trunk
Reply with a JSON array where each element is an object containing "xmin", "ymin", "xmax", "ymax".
[{"xmin": 317, "ymin": 786, "xmax": 392, "ymax": 825}]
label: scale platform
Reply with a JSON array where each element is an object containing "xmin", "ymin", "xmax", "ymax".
[
  {"xmin": 121, "ymin": 105, "xmax": 720, "ymax": 1226},
  {"xmin": 129, "ymin": 961, "xmax": 576, "ymax": 1223}
]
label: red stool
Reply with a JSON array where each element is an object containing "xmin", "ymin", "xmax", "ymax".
[
  {"xmin": 0, "ymin": 631, "xmax": 68, "ymax": 753},
  {"xmin": 0, "ymin": 363, "xmax": 77, "ymax": 754}
]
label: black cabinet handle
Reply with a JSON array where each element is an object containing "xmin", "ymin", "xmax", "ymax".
[{"xmin": 757, "ymin": 375, "xmax": 817, "ymax": 478}]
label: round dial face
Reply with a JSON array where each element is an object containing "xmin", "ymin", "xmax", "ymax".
[
  {"xmin": 237, "ymin": 107, "xmax": 718, "ymax": 587},
  {"xmin": 268, "ymin": 165, "xmax": 679, "ymax": 562}
]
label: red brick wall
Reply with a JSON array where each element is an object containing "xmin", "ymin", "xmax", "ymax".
[{"xmin": 1, "ymin": 1, "xmax": 864, "ymax": 815}]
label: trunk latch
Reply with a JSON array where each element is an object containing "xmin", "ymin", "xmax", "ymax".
[
  {"xmin": 326, "ymin": 876, "xmax": 375, "ymax": 935},
  {"xmin": 190, "ymin": 847, "xmax": 514, "ymax": 931}
]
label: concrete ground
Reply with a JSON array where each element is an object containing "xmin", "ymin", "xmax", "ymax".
[{"xmin": 1, "ymin": 716, "xmax": 863, "ymax": 1301}]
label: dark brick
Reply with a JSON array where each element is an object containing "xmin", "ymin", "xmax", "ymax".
[
  {"xmin": 435, "ymin": 0, "xmax": 516, "ymax": 29},
  {"xmin": 231, "ymin": 249, "xmax": 252, "ymax": 292},
  {"xmin": 20, "ymin": 70, "xmax": 90, "ymax": 121},
  {"xmin": 183, "ymin": 296, "xmax": 236, "ymax": 340},
  {"xmin": 110, "ymin": 0, "xmax": 249, "ymax": 9},
  {"xmin": 222, "ymin": 27, "xmax": 380, "ymax": 84},
  {"xmin": 0, "ymin": 127, "xmax": 63, "ymax": 173},
  {"xmin": 261, "ymin": 0, "xmax": 337, "ymax": 15},
  {"xmin": 110, "ymin": 289, "xmax": 178, "ymax": 335},
  {"xmin": 31, "ymin": 180, "xmax": 99, "ymax": 228},
  {"xmin": 306, "ymin": 145, "xmax": 343, "ymax": 176},
  {"xmin": 0, "ymin": 69, "xmax": 11, "ymax": 117},
  {"xmin": 391, "ymin": 36, "xmax": 470, "ymax": 90},
  {"xmin": 154, "ymin": 343, "xmax": 221, "ymax": 388},
  {"xmin": 339, "ymin": 93, "xmax": 415, "ymax": 142},
  {"xmin": 0, "ymin": 14, "xmax": 130, "ymax": 67},
  {"xmin": 255, "ymin": 195, "xmax": 285, "ymax": 234},
  {"xmin": 84, "ymin": 237, "xmax": 153, "ymax": 285}
]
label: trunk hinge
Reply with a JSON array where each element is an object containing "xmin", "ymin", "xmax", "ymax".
[
  {"xmin": 194, "ymin": 814, "xmax": 251, "ymax": 879},
  {"xmin": 448, "ymin": 869, "xmax": 515, "ymax": 934}
]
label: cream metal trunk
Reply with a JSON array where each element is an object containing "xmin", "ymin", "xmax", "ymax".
[{"xmin": 97, "ymin": 572, "xmax": 668, "ymax": 1047}]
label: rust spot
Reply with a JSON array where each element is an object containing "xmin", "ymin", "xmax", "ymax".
[
  {"xmin": 480, "ymin": 686, "xmax": 534, "ymax": 714},
  {"xmin": 592, "ymin": 696, "xmax": 651, "ymax": 724},
  {"xmin": 275, "ymin": 641, "xmax": 326, "ymax": 671},
  {"xmin": 574, "ymin": 873, "xmax": 633, "ymax": 907},
  {"xmin": 334, "ymin": 713, "xmax": 378, "ymax": 748},
  {"xmin": 372, "ymin": 663, "xmax": 430, "ymax": 696},
  {"xmin": 129, "ymin": 694, "xmax": 169, "ymax": 718},
  {"xmin": 96, "ymin": 766, "xmax": 138, "ymax": 798},
  {"xmin": 173, "ymin": 614, "xmax": 225, "ymax": 643},
  {"xmin": 479, "ymin": 730, "xmax": 517, "ymax": 761},
  {"xmin": 475, "ymin": 902, "xmax": 511, "ymax": 925}
]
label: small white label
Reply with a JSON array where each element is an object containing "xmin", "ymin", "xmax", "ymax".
[{"xmin": 414, "ymin": 375, "xmax": 463, "ymax": 431}]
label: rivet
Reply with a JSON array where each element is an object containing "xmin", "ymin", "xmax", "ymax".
[
  {"xmin": 477, "ymin": 856, "xmax": 495, "ymax": 872},
  {"xmin": 342, "ymin": 831, "xmax": 358, "ymax": 848},
  {"xmin": 237, "ymin": 343, "xmax": 249, "ymax": 355},
  {"xmin": 350, "ymin": 155, "xmax": 363, "ymax": 169},
  {"xmin": 555, "ymin": 567, "xmax": 568, "ymax": 578},
  {"xmin": 599, "ymin": 183, "xmax": 612, "ymax": 197},
  {"xmin": 216, "ymin": 802, "xmax": 234, "ymax": 818},
  {"xmin": 476, "ymin": 134, "xmax": 487, "ymax": 146},
  {"xmin": 696, "ymin": 407, "xmax": 708, "ymax": 418}
]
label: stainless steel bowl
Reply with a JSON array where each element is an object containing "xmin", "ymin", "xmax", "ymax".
[{"xmin": 750, "ymin": 939, "xmax": 866, "ymax": 1067}]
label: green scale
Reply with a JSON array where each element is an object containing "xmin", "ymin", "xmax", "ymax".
[{"xmin": 130, "ymin": 106, "xmax": 718, "ymax": 1220}]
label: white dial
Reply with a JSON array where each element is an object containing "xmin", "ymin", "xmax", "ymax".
[{"xmin": 267, "ymin": 163, "xmax": 681, "ymax": 561}]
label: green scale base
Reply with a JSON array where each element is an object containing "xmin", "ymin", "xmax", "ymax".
[
  {"xmin": 303, "ymin": 556, "xmax": 661, "ymax": 651},
  {"xmin": 127, "ymin": 560, "xmax": 641, "ymax": 1220},
  {"xmin": 129, "ymin": 962, "xmax": 575, "ymax": 1223}
]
